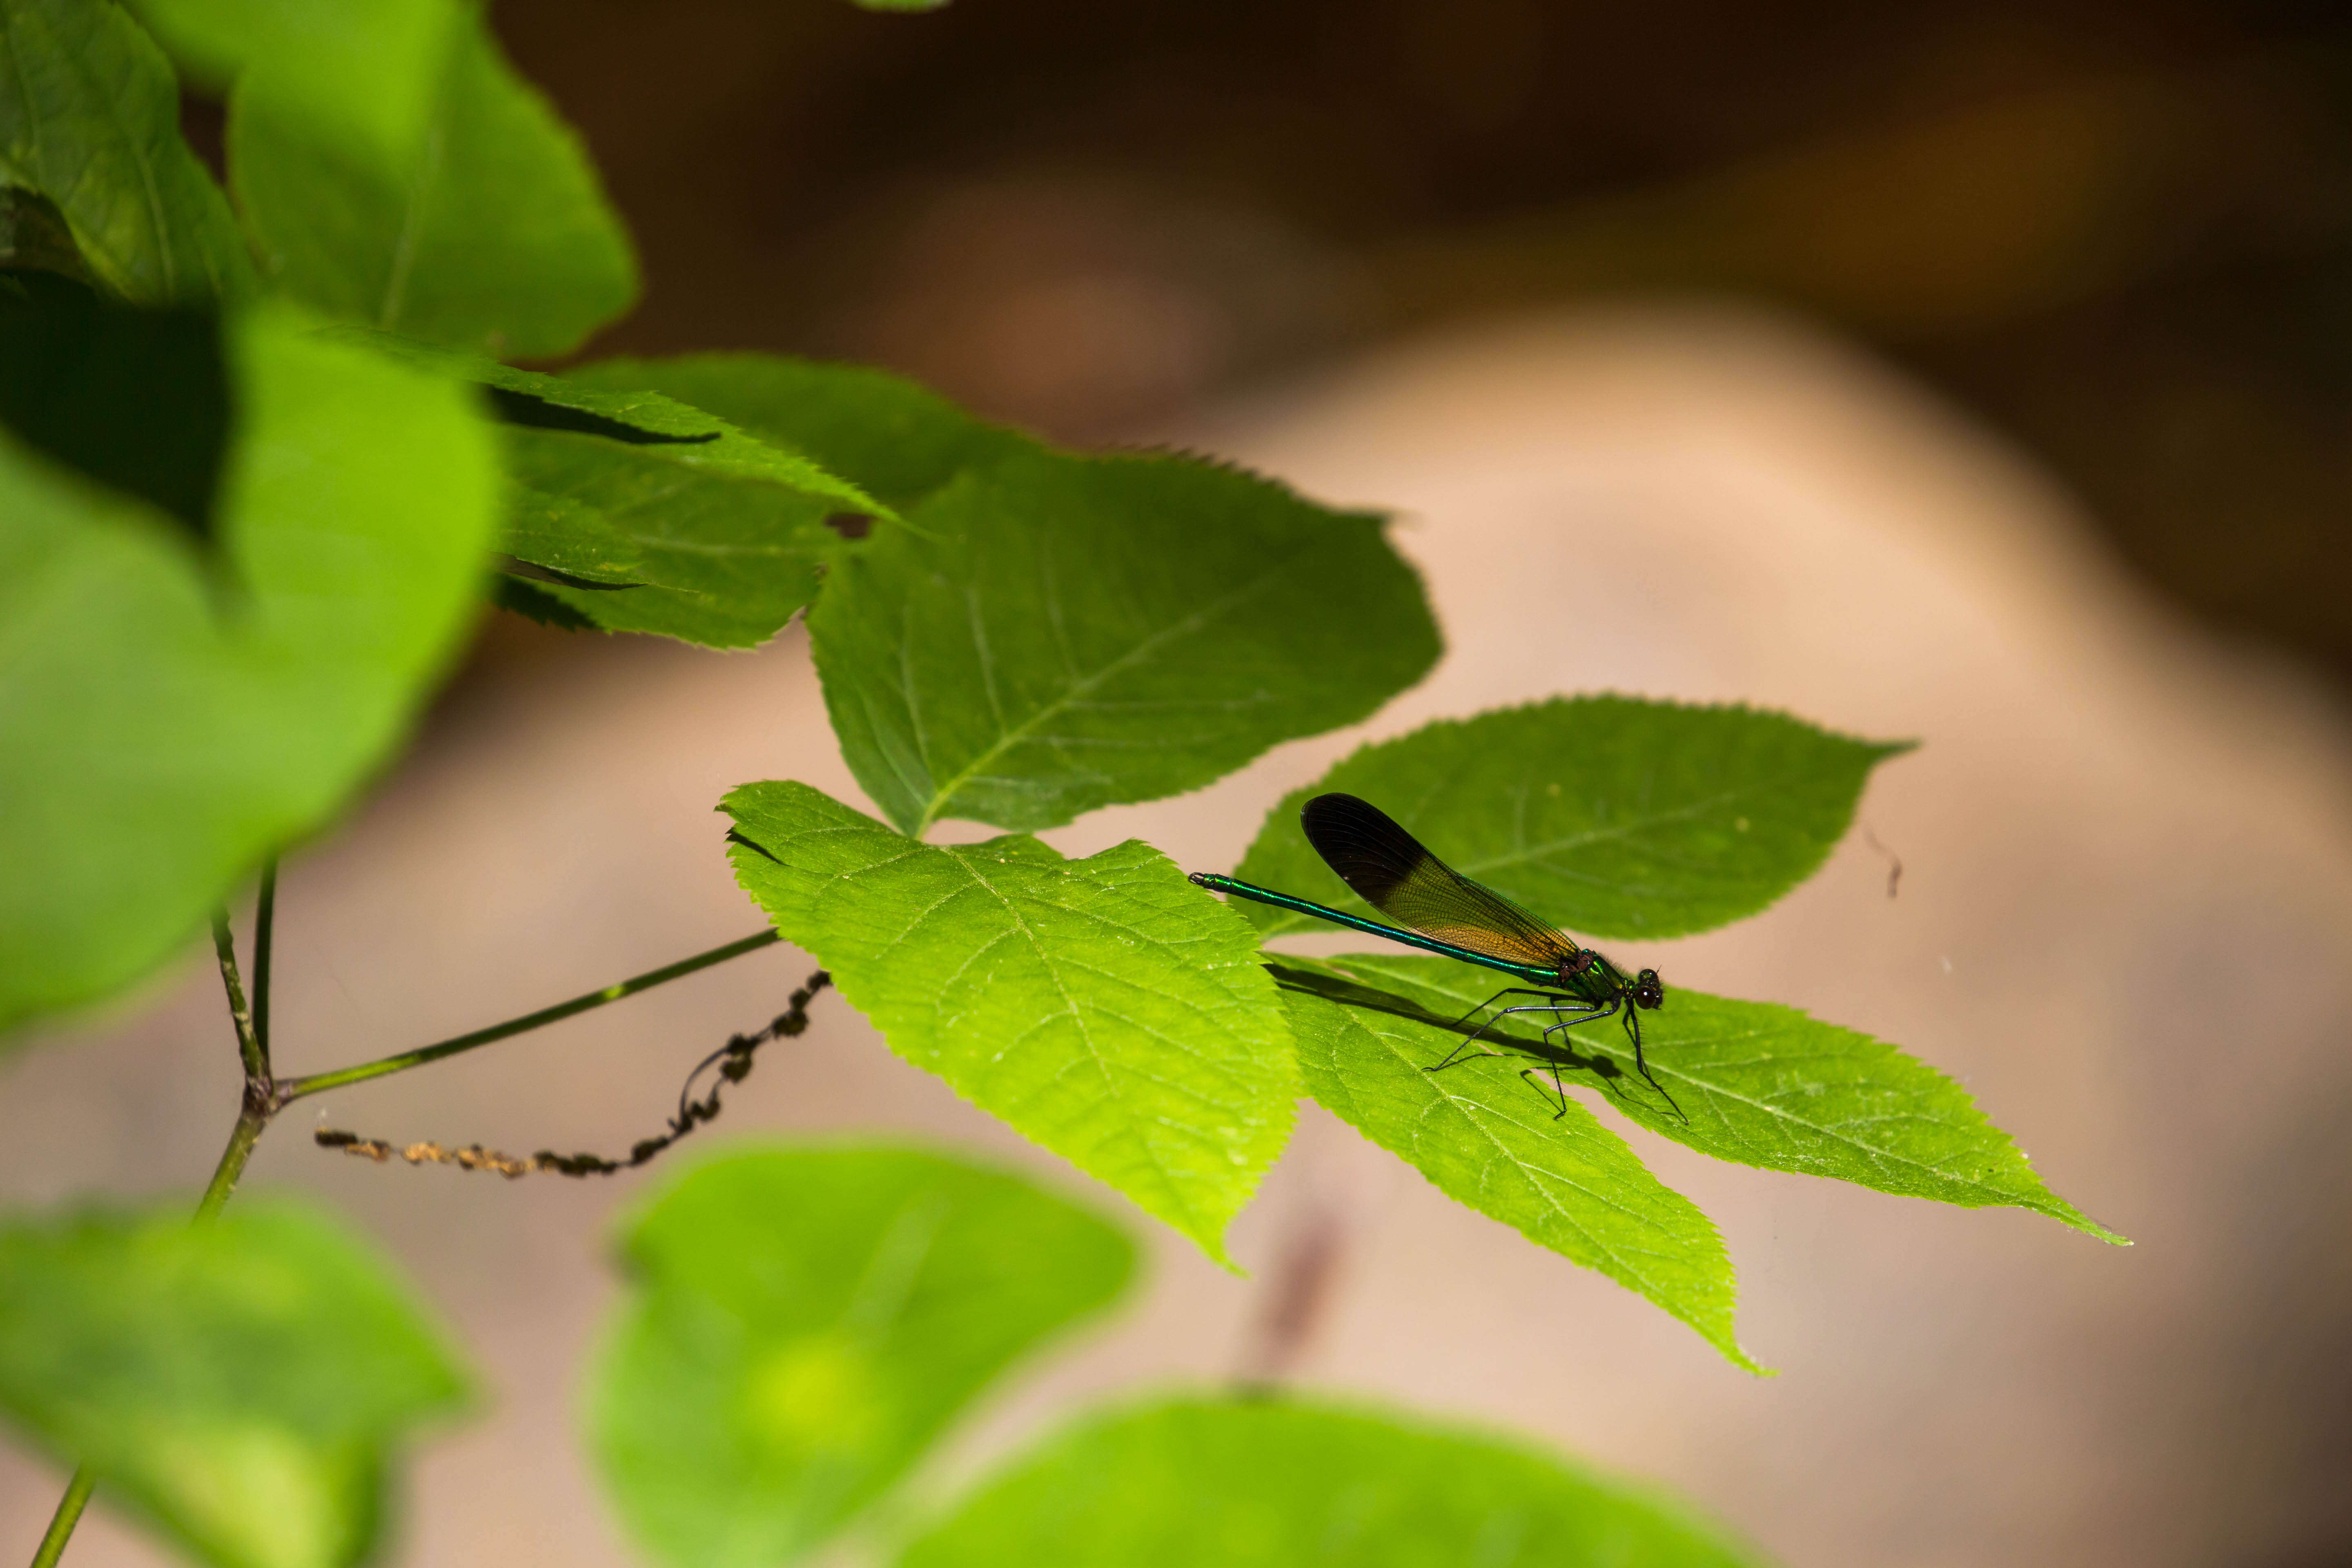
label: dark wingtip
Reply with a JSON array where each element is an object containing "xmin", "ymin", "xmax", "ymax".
[{"xmin": 1300, "ymin": 791, "xmax": 1370, "ymax": 826}]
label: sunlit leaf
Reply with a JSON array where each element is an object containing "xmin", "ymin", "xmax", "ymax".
[
  {"xmin": 334, "ymin": 337, "xmax": 895, "ymax": 646},
  {"xmin": 0, "ymin": 1197, "xmax": 471, "ymax": 1568},
  {"xmin": 588, "ymin": 1145, "xmax": 1134, "ymax": 1568},
  {"xmin": 1231, "ymin": 697, "xmax": 1907, "ymax": 942},
  {"xmin": 724, "ymin": 781, "xmax": 1297, "ymax": 1263},
  {"xmin": 811, "ymin": 449, "xmax": 1439, "ymax": 836},
  {"xmin": 558, "ymin": 353, "xmax": 1026, "ymax": 516},
  {"xmin": 127, "ymin": 0, "xmax": 459, "ymax": 172},
  {"xmin": 895, "ymin": 1394, "xmax": 1767, "ymax": 1568},
  {"xmin": 1276, "ymin": 962, "xmax": 1755, "ymax": 1370},
  {"xmin": 229, "ymin": 9, "xmax": 634, "ymax": 357},
  {"xmin": 1292, "ymin": 953, "xmax": 2120, "ymax": 1244}
]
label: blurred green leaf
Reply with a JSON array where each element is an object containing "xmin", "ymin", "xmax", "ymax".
[
  {"xmin": 588, "ymin": 1145, "xmax": 1134, "ymax": 1568},
  {"xmin": 0, "ymin": 186, "xmax": 93, "ymax": 281},
  {"xmin": 811, "ymin": 449, "xmax": 1439, "ymax": 836},
  {"xmin": 895, "ymin": 1394, "xmax": 1768, "ymax": 1568},
  {"xmin": 0, "ymin": 1198, "xmax": 471, "ymax": 1568},
  {"xmin": 0, "ymin": 273, "xmax": 227, "ymax": 546},
  {"xmin": 0, "ymin": 0, "xmax": 255, "ymax": 304},
  {"xmin": 1231, "ymin": 697, "xmax": 1907, "ymax": 942},
  {"xmin": 228, "ymin": 9, "xmax": 634, "ymax": 357},
  {"xmin": 1276, "ymin": 963, "xmax": 1755, "ymax": 1370},
  {"xmin": 1294, "ymin": 953, "xmax": 2120, "ymax": 1243},
  {"xmin": 0, "ymin": 302, "xmax": 500, "ymax": 1033},
  {"xmin": 127, "ymin": 0, "xmax": 457, "ymax": 171},
  {"xmin": 724, "ymin": 782, "xmax": 1297, "ymax": 1263}
]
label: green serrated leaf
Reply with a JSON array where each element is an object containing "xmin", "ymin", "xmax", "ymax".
[
  {"xmin": 493, "ymin": 430, "xmax": 839, "ymax": 646},
  {"xmin": 512, "ymin": 350, "xmax": 1006, "ymax": 646},
  {"xmin": 723, "ymin": 782, "xmax": 1298, "ymax": 1263},
  {"xmin": 127, "ymin": 0, "xmax": 458, "ymax": 171},
  {"xmin": 328, "ymin": 337, "xmax": 900, "ymax": 646},
  {"xmin": 1276, "ymin": 963, "xmax": 1756, "ymax": 1370},
  {"xmin": 588, "ymin": 1145, "xmax": 1134, "ymax": 1568},
  {"xmin": 228, "ymin": 9, "xmax": 634, "ymax": 358},
  {"xmin": 894, "ymin": 1394, "xmax": 1767, "ymax": 1568},
  {"xmin": 329, "ymin": 332, "xmax": 889, "ymax": 514},
  {"xmin": 0, "ymin": 0, "xmax": 255, "ymax": 304},
  {"xmin": 1297, "ymin": 953, "xmax": 2121, "ymax": 1244},
  {"xmin": 0, "ymin": 1197, "xmax": 471, "ymax": 1568},
  {"xmin": 1233, "ymin": 697, "xmax": 1907, "ymax": 942},
  {"xmin": 559, "ymin": 353, "xmax": 1027, "ymax": 515},
  {"xmin": 490, "ymin": 572, "xmax": 599, "ymax": 630},
  {"xmin": 0, "ymin": 301, "xmax": 500, "ymax": 1034},
  {"xmin": 810, "ymin": 450, "xmax": 1439, "ymax": 837}
]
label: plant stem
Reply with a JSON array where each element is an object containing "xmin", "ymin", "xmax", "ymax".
[
  {"xmin": 27, "ymin": 1468, "xmax": 93, "ymax": 1568},
  {"xmin": 210, "ymin": 909, "xmax": 267, "ymax": 1084},
  {"xmin": 252, "ymin": 860, "xmax": 277, "ymax": 1062},
  {"xmin": 21, "ymin": 924, "xmax": 783, "ymax": 1567},
  {"xmin": 194, "ymin": 1107, "xmax": 272, "ymax": 1222},
  {"xmin": 31, "ymin": 1097, "xmax": 269, "ymax": 1566},
  {"xmin": 278, "ymin": 928, "xmax": 782, "ymax": 1100}
]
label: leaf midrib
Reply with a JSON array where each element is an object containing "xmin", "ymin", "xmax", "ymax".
[
  {"xmin": 1385, "ymin": 1034, "xmax": 1712, "ymax": 1292},
  {"xmin": 911, "ymin": 559, "xmax": 1294, "ymax": 836}
]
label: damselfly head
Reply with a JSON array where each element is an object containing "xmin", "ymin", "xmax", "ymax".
[{"xmin": 1633, "ymin": 969, "xmax": 1665, "ymax": 1010}]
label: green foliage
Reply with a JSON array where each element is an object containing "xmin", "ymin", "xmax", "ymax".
[
  {"xmin": 0, "ymin": 6, "xmax": 2116, "ymax": 1564},
  {"xmin": 494, "ymin": 427, "xmax": 836, "ymax": 644},
  {"xmin": 1233, "ymin": 697, "xmax": 1907, "ymax": 941},
  {"xmin": 588, "ymin": 1146, "xmax": 1134, "ymax": 1568},
  {"xmin": 0, "ymin": 274, "xmax": 227, "ymax": 545},
  {"xmin": 128, "ymin": 0, "xmax": 458, "ymax": 171},
  {"xmin": 1296, "ymin": 953, "xmax": 2120, "ymax": 1244},
  {"xmin": 227, "ymin": 9, "xmax": 633, "ymax": 357},
  {"xmin": 506, "ymin": 351, "xmax": 1022, "ymax": 645},
  {"xmin": 1276, "ymin": 965, "xmax": 1755, "ymax": 1370},
  {"xmin": 813, "ymin": 450, "xmax": 1439, "ymax": 835},
  {"xmin": 561, "ymin": 353, "xmax": 1026, "ymax": 517},
  {"xmin": 0, "ymin": 305, "xmax": 499, "ymax": 1031},
  {"xmin": 0, "ymin": 1198, "xmax": 470, "ymax": 1568},
  {"xmin": 894, "ymin": 1395, "xmax": 1767, "ymax": 1568},
  {"xmin": 724, "ymin": 782, "xmax": 1297, "ymax": 1263},
  {"xmin": 336, "ymin": 337, "xmax": 893, "ymax": 646},
  {"xmin": 0, "ymin": 0, "xmax": 254, "ymax": 304}
]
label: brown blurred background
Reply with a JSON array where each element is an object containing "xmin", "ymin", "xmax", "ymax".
[
  {"xmin": 11, "ymin": 4, "xmax": 2352, "ymax": 1568},
  {"xmin": 513, "ymin": 0, "xmax": 2352, "ymax": 684}
]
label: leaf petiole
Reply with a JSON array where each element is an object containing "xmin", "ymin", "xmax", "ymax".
[
  {"xmin": 278, "ymin": 928, "xmax": 783, "ymax": 1100},
  {"xmin": 27, "ymin": 1466, "xmax": 93, "ymax": 1568}
]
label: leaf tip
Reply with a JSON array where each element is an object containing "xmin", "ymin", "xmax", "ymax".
[{"xmin": 2030, "ymin": 1193, "xmax": 2129, "ymax": 1246}]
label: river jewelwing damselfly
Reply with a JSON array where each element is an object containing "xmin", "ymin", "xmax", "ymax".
[{"xmin": 1190, "ymin": 793, "xmax": 1679, "ymax": 1120}]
